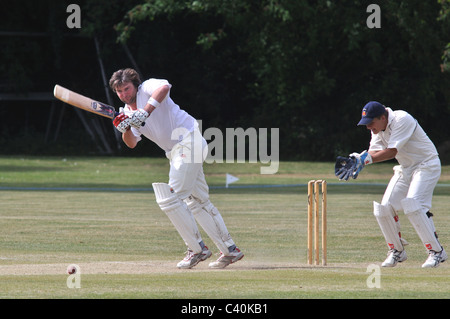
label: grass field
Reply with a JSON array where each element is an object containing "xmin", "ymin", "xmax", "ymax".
[{"xmin": 0, "ymin": 156, "xmax": 449, "ymax": 301}]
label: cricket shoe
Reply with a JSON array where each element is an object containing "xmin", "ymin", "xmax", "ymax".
[
  {"xmin": 208, "ymin": 248, "xmax": 244, "ymax": 269},
  {"xmin": 422, "ymin": 248, "xmax": 448, "ymax": 268},
  {"xmin": 177, "ymin": 246, "xmax": 212, "ymax": 269},
  {"xmin": 381, "ymin": 249, "xmax": 407, "ymax": 267}
]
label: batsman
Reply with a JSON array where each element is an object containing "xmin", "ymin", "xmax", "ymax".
[
  {"xmin": 335, "ymin": 101, "xmax": 447, "ymax": 268},
  {"xmin": 110, "ymin": 68, "xmax": 244, "ymax": 269}
]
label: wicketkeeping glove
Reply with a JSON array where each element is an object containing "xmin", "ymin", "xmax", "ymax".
[
  {"xmin": 350, "ymin": 150, "xmax": 373, "ymax": 179},
  {"xmin": 113, "ymin": 113, "xmax": 131, "ymax": 133},
  {"xmin": 334, "ymin": 156, "xmax": 355, "ymax": 181},
  {"xmin": 130, "ymin": 109, "xmax": 149, "ymax": 128}
]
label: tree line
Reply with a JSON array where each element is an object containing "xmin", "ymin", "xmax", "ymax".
[{"xmin": 1, "ymin": 0, "xmax": 449, "ymax": 162}]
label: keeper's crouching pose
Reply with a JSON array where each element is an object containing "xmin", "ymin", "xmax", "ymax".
[
  {"xmin": 335, "ymin": 101, "xmax": 447, "ymax": 268},
  {"xmin": 110, "ymin": 68, "xmax": 244, "ymax": 269}
]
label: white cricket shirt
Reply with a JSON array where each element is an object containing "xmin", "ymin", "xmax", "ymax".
[
  {"xmin": 368, "ymin": 107, "xmax": 438, "ymax": 169},
  {"xmin": 122, "ymin": 79, "xmax": 197, "ymax": 152}
]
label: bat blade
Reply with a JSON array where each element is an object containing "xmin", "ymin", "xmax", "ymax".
[{"xmin": 53, "ymin": 84, "xmax": 118, "ymax": 119}]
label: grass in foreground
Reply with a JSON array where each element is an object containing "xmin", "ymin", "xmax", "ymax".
[{"xmin": 0, "ymin": 156, "xmax": 449, "ymax": 299}]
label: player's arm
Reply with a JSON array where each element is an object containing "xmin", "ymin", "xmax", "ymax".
[
  {"xmin": 143, "ymin": 84, "xmax": 170, "ymax": 114},
  {"xmin": 122, "ymin": 128, "xmax": 139, "ymax": 149},
  {"xmin": 130, "ymin": 84, "xmax": 170, "ymax": 128},
  {"xmin": 351, "ymin": 147, "xmax": 397, "ymax": 179},
  {"xmin": 368, "ymin": 148, "xmax": 397, "ymax": 163}
]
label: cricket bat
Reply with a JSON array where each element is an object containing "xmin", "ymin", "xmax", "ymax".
[{"xmin": 53, "ymin": 84, "xmax": 118, "ymax": 119}]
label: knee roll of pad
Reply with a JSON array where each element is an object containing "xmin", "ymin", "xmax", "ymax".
[
  {"xmin": 373, "ymin": 201, "xmax": 392, "ymax": 218},
  {"xmin": 373, "ymin": 201, "xmax": 404, "ymax": 251},
  {"xmin": 186, "ymin": 197, "xmax": 216, "ymax": 216},
  {"xmin": 153, "ymin": 183, "xmax": 180, "ymax": 212},
  {"xmin": 401, "ymin": 198, "xmax": 422, "ymax": 215}
]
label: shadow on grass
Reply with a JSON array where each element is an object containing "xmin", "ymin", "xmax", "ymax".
[
  {"xmin": 1, "ymin": 183, "xmax": 449, "ymax": 196},
  {"xmin": 0, "ymin": 165, "xmax": 66, "ymax": 172}
]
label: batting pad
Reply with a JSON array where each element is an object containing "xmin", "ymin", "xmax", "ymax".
[
  {"xmin": 185, "ymin": 196, "xmax": 235, "ymax": 255},
  {"xmin": 373, "ymin": 201, "xmax": 404, "ymax": 251},
  {"xmin": 153, "ymin": 183, "xmax": 203, "ymax": 253},
  {"xmin": 401, "ymin": 198, "xmax": 441, "ymax": 252}
]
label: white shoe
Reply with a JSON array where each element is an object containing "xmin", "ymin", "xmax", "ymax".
[
  {"xmin": 422, "ymin": 248, "xmax": 448, "ymax": 268},
  {"xmin": 177, "ymin": 246, "xmax": 212, "ymax": 269},
  {"xmin": 209, "ymin": 248, "xmax": 244, "ymax": 269},
  {"xmin": 382, "ymin": 249, "xmax": 407, "ymax": 267}
]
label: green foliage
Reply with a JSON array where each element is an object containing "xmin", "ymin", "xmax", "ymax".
[
  {"xmin": 2, "ymin": 1, "xmax": 450, "ymax": 160},
  {"xmin": 438, "ymin": 0, "xmax": 450, "ymax": 21},
  {"xmin": 438, "ymin": 0, "xmax": 450, "ymax": 72},
  {"xmin": 443, "ymin": 43, "xmax": 450, "ymax": 72},
  {"xmin": 110, "ymin": 0, "xmax": 450, "ymax": 160}
]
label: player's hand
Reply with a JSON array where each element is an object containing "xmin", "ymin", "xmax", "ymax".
[
  {"xmin": 130, "ymin": 109, "xmax": 149, "ymax": 128},
  {"xmin": 113, "ymin": 113, "xmax": 131, "ymax": 133},
  {"xmin": 334, "ymin": 156, "xmax": 355, "ymax": 181},
  {"xmin": 350, "ymin": 150, "xmax": 372, "ymax": 179}
]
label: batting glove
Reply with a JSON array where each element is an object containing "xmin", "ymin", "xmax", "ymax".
[
  {"xmin": 113, "ymin": 113, "xmax": 131, "ymax": 133},
  {"xmin": 350, "ymin": 150, "xmax": 372, "ymax": 179},
  {"xmin": 130, "ymin": 109, "xmax": 149, "ymax": 128}
]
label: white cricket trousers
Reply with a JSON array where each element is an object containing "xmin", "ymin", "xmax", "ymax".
[
  {"xmin": 381, "ymin": 157, "xmax": 441, "ymax": 213},
  {"xmin": 166, "ymin": 127, "xmax": 209, "ymax": 201}
]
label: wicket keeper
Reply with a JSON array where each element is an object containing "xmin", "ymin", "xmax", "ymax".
[
  {"xmin": 110, "ymin": 68, "xmax": 244, "ymax": 269},
  {"xmin": 335, "ymin": 101, "xmax": 447, "ymax": 268}
]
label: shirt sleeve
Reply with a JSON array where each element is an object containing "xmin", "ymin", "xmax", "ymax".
[
  {"xmin": 387, "ymin": 114, "xmax": 417, "ymax": 151},
  {"xmin": 141, "ymin": 79, "xmax": 172, "ymax": 96},
  {"xmin": 369, "ymin": 132, "xmax": 385, "ymax": 151},
  {"xmin": 130, "ymin": 127, "xmax": 142, "ymax": 141}
]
